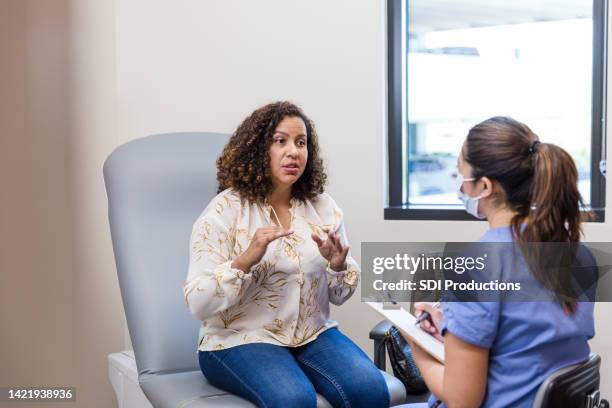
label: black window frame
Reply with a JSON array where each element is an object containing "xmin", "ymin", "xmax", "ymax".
[{"xmin": 385, "ymin": 0, "xmax": 608, "ymax": 222}]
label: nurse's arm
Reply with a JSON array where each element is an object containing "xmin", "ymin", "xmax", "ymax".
[{"xmin": 410, "ymin": 331, "xmax": 489, "ymax": 408}]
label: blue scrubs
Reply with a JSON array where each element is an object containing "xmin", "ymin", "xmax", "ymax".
[{"xmin": 429, "ymin": 226, "xmax": 595, "ymax": 408}]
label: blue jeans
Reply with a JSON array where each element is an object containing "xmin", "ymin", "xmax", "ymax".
[{"xmin": 198, "ymin": 327, "xmax": 390, "ymax": 408}]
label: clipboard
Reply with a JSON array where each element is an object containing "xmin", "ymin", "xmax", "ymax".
[{"xmin": 366, "ymin": 301, "xmax": 445, "ymax": 363}]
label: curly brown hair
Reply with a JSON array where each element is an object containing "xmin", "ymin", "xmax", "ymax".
[{"xmin": 216, "ymin": 101, "xmax": 327, "ymax": 203}]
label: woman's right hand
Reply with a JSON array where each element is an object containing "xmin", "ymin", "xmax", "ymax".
[
  {"xmin": 414, "ymin": 302, "xmax": 444, "ymax": 342},
  {"xmin": 231, "ymin": 227, "xmax": 293, "ymax": 273}
]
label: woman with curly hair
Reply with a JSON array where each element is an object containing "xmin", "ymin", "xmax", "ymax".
[{"xmin": 183, "ymin": 101, "xmax": 390, "ymax": 408}]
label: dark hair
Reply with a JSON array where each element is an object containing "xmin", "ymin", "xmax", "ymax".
[
  {"xmin": 463, "ymin": 116, "xmax": 591, "ymax": 312},
  {"xmin": 216, "ymin": 101, "xmax": 327, "ymax": 202}
]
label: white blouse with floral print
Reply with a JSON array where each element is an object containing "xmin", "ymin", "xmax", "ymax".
[{"xmin": 183, "ymin": 188, "xmax": 360, "ymax": 352}]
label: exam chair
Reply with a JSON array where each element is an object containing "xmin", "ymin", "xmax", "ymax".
[{"xmin": 104, "ymin": 132, "xmax": 407, "ymax": 408}]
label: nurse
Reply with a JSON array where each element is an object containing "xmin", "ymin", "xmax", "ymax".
[{"xmin": 404, "ymin": 116, "xmax": 595, "ymax": 407}]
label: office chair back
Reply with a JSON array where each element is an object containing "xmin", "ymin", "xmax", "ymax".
[
  {"xmin": 533, "ymin": 352, "xmax": 608, "ymax": 408},
  {"xmin": 103, "ymin": 132, "xmax": 229, "ymax": 377}
]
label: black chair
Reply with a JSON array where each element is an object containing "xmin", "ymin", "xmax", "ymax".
[
  {"xmin": 370, "ymin": 320, "xmax": 392, "ymax": 371},
  {"xmin": 533, "ymin": 353, "xmax": 609, "ymax": 408},
  {"xmin": 370, "ymin": 320, "xmax": 430, "ymax": 404}
]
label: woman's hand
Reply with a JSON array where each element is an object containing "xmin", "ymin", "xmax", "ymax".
[
  {"xmin": 311, "ymin": 229, "xmax": 350, "ymax": 272},
  {"xmin": 414, "ymin": 302, "xmax": 444, "ymax": 342},
  {"xmin": 232, "ymin": 226, "xmax": 293, "ymax": 273}
]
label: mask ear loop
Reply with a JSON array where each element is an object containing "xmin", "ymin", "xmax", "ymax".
[
  {"xmin": 456, "ymin": 169, "xmax": 476, "ymax": 193},
  {"xmin": 458, "ymin": 172, "xmax": 487, "ymax": 205},
  {"xmin": 471, "ymin": 179, "xmax": 487, "ymax": 201},
  {"xmin": 471, "ymin": 179, "xmax": 489, "ymax": 220}
]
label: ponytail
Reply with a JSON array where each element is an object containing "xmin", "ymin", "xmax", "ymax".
[
  {"xmin": 512, "ymin": 142, "xmax": 588, "ymax": 313},
  {"xmin": 465, "ymin": 117, "xmax": 589, "ymax": 313},
  {"xmin": 515, "ymin": 142, "xmax": 584, "ymax": 243}
]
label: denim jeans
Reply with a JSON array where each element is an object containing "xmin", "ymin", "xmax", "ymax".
[{"xmin": 198, "ymin": 327, "xmax": 390, "ymax": 408}]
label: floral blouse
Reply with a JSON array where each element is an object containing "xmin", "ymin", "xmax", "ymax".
[{"xmin": 183, "ymin": 188, "xmax": 360, "ymax": 352}]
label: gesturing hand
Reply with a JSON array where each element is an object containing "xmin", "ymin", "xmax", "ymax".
[
  {"xmin": 232, "ymin": 226, "xmax": 293, "ymax": 273},
  {"xmin": 311, "ymin": 229, "xmax": 349, "ymax": 272}
]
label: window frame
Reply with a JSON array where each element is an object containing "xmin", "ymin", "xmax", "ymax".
[{"xmin": 385, "ymin": 0, "xmax": 608, "ymax": 222}]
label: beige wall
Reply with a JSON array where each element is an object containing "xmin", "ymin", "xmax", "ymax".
[
  {"xmin": 0, "ymin": 0, "xmax": 79, "ymax": 398},
  {"xmin": 1, "ymin": 1, "xmax": 610, "ymax": 407},
  {"xmin": 1, "ymin": 0, "xmax": 121, "ymax": 407}
]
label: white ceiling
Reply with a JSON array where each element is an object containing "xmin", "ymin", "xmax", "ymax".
[{"xmin": 409, "ymin": 0, "xmax": 593, "ymax": 32}]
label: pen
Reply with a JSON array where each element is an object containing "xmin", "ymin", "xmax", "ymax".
[{"xmin": 414, "ymin": 302, "xmax": 441, "ymax": 326}]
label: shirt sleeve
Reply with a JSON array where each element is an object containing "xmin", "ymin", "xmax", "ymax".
[
  {"xmin": 183, "ymin": 195, "xmax": 253, "ymax": 321},
  {"xmin": 441, "ymin": 301, "xmax": 500, "ymax": 348},
  {"xmin": 324, "ymin": 198, "xmax": 360, "ymax": 306}
]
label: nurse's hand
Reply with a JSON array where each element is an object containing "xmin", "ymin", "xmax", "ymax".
[
  {"xmin": 414, "ymin": 302, "xmax": 444, "ymax": 342},
  {"xmin": 311, "ymin": 229, "xmax": 350, "ymax": 272}
]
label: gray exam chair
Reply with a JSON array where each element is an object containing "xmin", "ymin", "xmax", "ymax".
[{"xmin": 103, "ymin": 133, "xmax": 407, "ymax": 408}]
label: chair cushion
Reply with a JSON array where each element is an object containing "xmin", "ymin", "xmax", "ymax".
[{"xmin": 139, "ymin": 369, "xmax": 405, "ymax": 408}]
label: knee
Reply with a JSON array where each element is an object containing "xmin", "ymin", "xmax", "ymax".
[
  {"xmin": 343, "ymin": 369, "xmax": 390, "ymax": 408},
  {"xmin": 262, "ymin": 383, "xmax": 317, "ymax": 408}
]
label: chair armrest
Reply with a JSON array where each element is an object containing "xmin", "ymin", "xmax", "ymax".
[
  {"xmin": 370, "ymin": 320, "xmax": 393, "ymax": 370},
  {"xmin": 370, "ymin": 320, "xmax": 393, "ymax": 341}
]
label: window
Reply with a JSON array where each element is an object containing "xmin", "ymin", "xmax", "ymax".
[{"xmin": 386, "ymin": 0, "xmax": 607, "ymax": 221}]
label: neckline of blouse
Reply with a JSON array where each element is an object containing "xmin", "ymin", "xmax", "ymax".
[{"xmin": 262, "ymin": 197, "xmax": 299, "ymax": 229}]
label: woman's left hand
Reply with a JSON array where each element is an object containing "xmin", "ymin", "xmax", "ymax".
[{"xmin": 312, "ymin": 229, "xmax": 349, "ymax": 272}]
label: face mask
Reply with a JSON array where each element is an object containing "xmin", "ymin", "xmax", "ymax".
[{"xmin": 456, "ymin": 172, "xmax": 486, "ymax": 219}]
